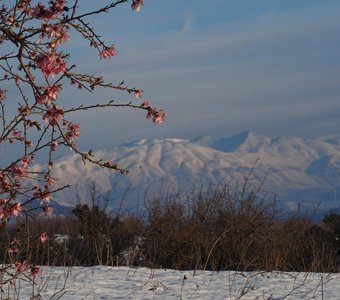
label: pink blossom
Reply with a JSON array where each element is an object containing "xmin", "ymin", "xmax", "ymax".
[
  {"xmin": 134, "ymin": 89, "xmax": 143, "ymax": 99},
  {"xmin": 36, "ymin": 52, "xmax": 66, "ymax": 77},
  {"xmin": 37, "ymin": 84, "xmax": 62, "ymax": 104},
  {"xmin": 11, "ymin": 203, "xmax": 22, "ymax": 217},
  {"xmin": 40, "ymin": 232, "xmax": 49, "ymax": 243},
  {"xmin": 26, "ymin": 141, "xmax": 33, "ymax": 147},
  {"xmin": 64, "ymin": 121, "xmax": 80, "ymax": 143},
  {"xmin": 146, "ymin": 108, "xmax": 166, "ymax": 124},
  {"xmin": 42, "ymin": 206, "xmax": 54, "ymax": 215},
  {"xmin": 0, "ymin": 175, "xmax": 11, "ymax": 194},
  {"xmin": 18, "ymin": 105, "xmax": 30, "ymax": 116},
  {"xmin": 11, "ymin": 165, "xmax": 26, "ymax": 177},
  {"xmin": 0, "ymin": 199, "xmax": 22, "ymax": 220},
  {"xmin": 90, "ymin": 41, "xmax": 98, "ymax": 47},
  {"xmin": 14, "ymin": 77, "xmax": 21, "ymax": 84},
  {"xmin": 7, "ymin": 16, "xmax": 14, "ymax": 25},
  {"xmin": 30, "ymin": 265, "xmax": 40, "ymax": 277},
  {"xmin": 34, "ymin": 186, "xmax": 52, "ymax": 202},
  {"xmin": 37, "ymin": 94, "xmax": 48, "ymax": 104},
  {"xmin": 100, "ymin": 46, "xmax": 116, "ymax": 59},
  {"xmin": 31, "ymin": 0, "xmax": 66, "ymax": 19},
  {"xmin": 8, "ymin": 156, "xmax": 32, "ymax": 178},
  {"xmin": 21, "ymin": 156, "xmax": 31, "ymax": 168},
  {"xmin": 41, "ymin": 23, "xmax": 70, "ymax": 47},
  {"xmin": 17, "ymin": 0, "xmax": 30, "ymax": 11},
  {"xmin": 141, "ymin": 101, "xmax": 151, "ymax": 108},
  {"xmin": 14, "ymin": 261, "xmax": 29, "ymax": 274},
  {"xmin": 45, "ymin": 174, "xmax": 56, "ymax": 186},
  {"xmin": 52, "ymin": 0, "xmax": 67, "ymax": 11},
  {"xmin": 131, "ymin": 0, "xmax": 144, "ymax": 12},
  {"xmin": 42, "ymin": 105, "xmax": 64, "ymax": 124},
  {"xmin": 12, "ymin": 129, "xmax": 22, "ymax": 139},
  {"xmin": 51, "ymin": 140, "xmax": 59, "ymax": 151},
  {"xmin": 104, "ymin": 160, "xmax": 117, "ymax": 168},
  {"xmin": 25, "ymin": 120, "xmax": 40, "ymax": 128},
  {"xmin": 0, "ymin": 89, "xmax": 7, "ymax": 101},
  {"xmin": 46, "ymin": 84, "xmax": 62, "ymax": 99},
  {"xmin": 31, "ymin": 3, "xmax": 47, "ymax": 19}
]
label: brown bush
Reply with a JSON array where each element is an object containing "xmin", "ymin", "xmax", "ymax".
[{"xmin": 2, "ymin": 179, "xmax": 340, "ymax": 272}]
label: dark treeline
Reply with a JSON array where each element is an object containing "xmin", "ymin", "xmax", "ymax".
[{"xmin": 2, "ymin": 182, "xmax": 340, "ymax": 273}]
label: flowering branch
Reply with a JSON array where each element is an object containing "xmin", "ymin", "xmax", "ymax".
[{"xmin": 0, "ymin": 0, "xmax": 164, "ymax": 284}]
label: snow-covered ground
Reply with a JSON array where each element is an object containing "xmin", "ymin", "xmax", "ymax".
[{"xmin": 4, "ymin": 266, "xmax": 340, "ymax": 299}]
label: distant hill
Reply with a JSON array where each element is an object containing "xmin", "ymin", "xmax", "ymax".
[{"xmin": 34, "ymin": 132, "xmax": 340, "ymax": 216}]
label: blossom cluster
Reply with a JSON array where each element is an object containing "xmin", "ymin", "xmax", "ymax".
[
  {"xmin": 21, "ymin": 0, "xmax": 67, "ymax": 20},
  {"xmin": 14, "ymin": 261, "xmax": 40, "ymax": 278},
  {"xmin": 141, "ymin": 101, "xmax": 166, "ymax": 124},
  {"xmin": 33, "ymin": 185, "xmax": 52, "ymax": 202},
  {"xmin": 100, "ymin": 46, "xmax": 117, "ymax": 59},
  {"xmin": 36, "ymin": 52, "xmax": 67, "ymax": 77},
  {"xmin": 42, "ymin": 105, "xmax": 64, "ymax": 124},
  {"xmin": 63, "ymin": 120, "xmax": 80, "ymax": 147},
  {"xmin": 0, "ymin": 201, "xmax": 22, "ymax": 224},
  {"xmin": 37, "ymin": 84, "xmax": 62, "ymax": 105},
  {"xmin": 41, "ymin": 22, "xmax": 70, "ymax": 46}
]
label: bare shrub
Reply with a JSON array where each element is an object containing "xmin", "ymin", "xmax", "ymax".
[
  {"xmin": 143, "ymin": 176, "xmax": 276, "ymax": 271},
  {"xmin": 142, "ymin": 177, "xmax": 340, "ymax": 272},
  {"xmin": 3, "ymin": 178, "xmax": 340, "ymax": 273}
]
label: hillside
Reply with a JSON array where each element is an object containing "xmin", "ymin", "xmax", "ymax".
[{"xmin": 37, "ymin": 132, "xmax": 340, "ymax": 215}]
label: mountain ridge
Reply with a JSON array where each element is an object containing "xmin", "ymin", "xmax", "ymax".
[{"xmin": 35, "ymin": 132, "xmax": 340, "ymax": 215}]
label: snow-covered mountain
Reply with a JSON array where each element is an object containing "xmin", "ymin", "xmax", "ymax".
[{"xmin": 41, "ymin": 132, "xmax": 340, "ymax": 215}]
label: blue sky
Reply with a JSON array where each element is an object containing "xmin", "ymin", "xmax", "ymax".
[
  {"xmin": 4, "ymin": 0, "xmax": 340, "ymax": 155},
  {"xmin": 64, "ymin": 0, "xmax": 340, "ymax": 150}
]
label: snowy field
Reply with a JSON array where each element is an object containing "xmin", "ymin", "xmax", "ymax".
[{"xmin": 3, "ymin": 266, "xmax": 340, "ymax": 299}]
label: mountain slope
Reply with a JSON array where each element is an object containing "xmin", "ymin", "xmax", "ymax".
[{"xmin": 41, "ymin": 132, "xmax": 340, "ymax": 214}]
